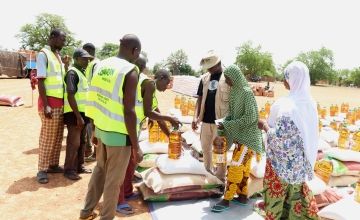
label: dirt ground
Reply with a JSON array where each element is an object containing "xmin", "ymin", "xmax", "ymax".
[{"xmin": 1, "ymin": 78, "xmax": 360, "ymax": 220}]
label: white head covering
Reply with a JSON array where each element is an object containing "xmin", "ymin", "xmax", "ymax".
[{"xmin": 267, "ymin": 61, "xmax": 319, "ymax": 171}]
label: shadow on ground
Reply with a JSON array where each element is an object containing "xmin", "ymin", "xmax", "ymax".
[{"xmin": 6, "ymin": 173, "xmax": 77, "ymax": 194}]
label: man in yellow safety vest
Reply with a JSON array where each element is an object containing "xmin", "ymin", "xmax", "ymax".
[
  {"xmin": 36, "ymin": 29, "xmax": 68, "ymax": 184},
  {"xmin": 63, "ymin": 48, "xmax": 93, "ymax": 181},
  {"xmin": 79, "ymin": 34, "xmax": 143, "ymax": 220}
]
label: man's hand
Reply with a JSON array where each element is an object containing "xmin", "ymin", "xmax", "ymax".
[
  {"xmin": 44, "ymin": 105, "xmax": 53, "ymax": 119},
  {"xmin": 192, "ymin": 118, "xmax": 199, "ymax": 131},
  {"xmin": 76, "ymin": 115, "xmax": 85, "ymax": 129},
  {"xmin": 91, "ymin": 135, "xmax": 98, "ymax": 146},
  {"xmin": 169, "ymin": 117, "xmax": 181, "ymax": 129},
  {"xmin": 132, "ymin": 145, "xmax": 143, "ymax": 164}
]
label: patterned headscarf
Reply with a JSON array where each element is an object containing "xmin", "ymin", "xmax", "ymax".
[{"xmin": 222, "ymin": 65, "xmax": 263, "ymax": 153}]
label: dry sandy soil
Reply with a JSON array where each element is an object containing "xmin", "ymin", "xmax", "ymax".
[{"xmin": 1, "ymin": 78, "xmax": 360, "ymax": 220}]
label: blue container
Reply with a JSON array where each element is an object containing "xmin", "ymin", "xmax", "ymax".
[{"xmin": 26, "ymin": 60, "xmax": 36, "ymax": 69}]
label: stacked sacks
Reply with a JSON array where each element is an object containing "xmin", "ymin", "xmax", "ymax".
[
  {"xmin": 138, "ymin": 152, "xmax": 224, "ymax": 202},
  {"xmin": 324, "ymin": 149, "xmax": 360, "ymax": 187}
]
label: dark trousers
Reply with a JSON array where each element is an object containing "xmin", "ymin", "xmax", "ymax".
[
  {"xmin": 118, "ymin": 151, "xmax": 135, "ymax": 204},
  {"xmin": 64, "ymin": 124, "xmax": 86, "ymax": 173},
  {"xmin": 85, "ymin": 123, "xmax": 94, "ymax": 156}
]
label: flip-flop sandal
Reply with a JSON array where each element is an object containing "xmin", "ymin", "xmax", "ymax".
[
  {"xmin": 211, "ymin": 204, "xmax": 230, "ymax": 213},
  {"xmin": 116, "ymin": 203, "xmax": 134, "ymax": 215},
  {"xmin": 125, "ymin": 192, "xmax": 140, "ymax": 200},
  {"xmin": 37, "ymin": 171, "xmax": 49, "ymax": 184},
  {"xmin": 79, "ymin": 212, "xmax": 98, "ymax": 220},
  {"xmin": 232, "ymin": 198, "xmax": 249, "ymax": 206}
]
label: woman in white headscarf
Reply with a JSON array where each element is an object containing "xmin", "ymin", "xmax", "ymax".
[{"xmin": 258, "ymin": 61, "xmax": 319, "ymax": 219}]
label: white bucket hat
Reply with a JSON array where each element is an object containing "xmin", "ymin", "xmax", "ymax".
[{"xmin": 200, "ymin": 50, "xmax": 221, "ymax": 71}]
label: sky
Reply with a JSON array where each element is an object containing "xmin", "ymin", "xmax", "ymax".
[{"xmin": 1, "ymin": 0, "xmax": 360, "ymax": 70}]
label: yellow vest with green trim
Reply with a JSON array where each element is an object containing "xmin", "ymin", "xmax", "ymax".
[
  {"xmin": 136, "ymin": 73, "xmax": 159, "ymax": 124},
  {"xmin": 40, "ymin": 46, "xmax": 64, "ymax": 98},
  {"xmin": 64, "ymin": 67, "xmax": 89, "ymax": 113},
  {"xmin": 85, "ymin": 58, "xmax": 99, "ymax": 84},
  {"xmin": 85, "ymin": 57, "xmax": 141, "ymax": 134}
]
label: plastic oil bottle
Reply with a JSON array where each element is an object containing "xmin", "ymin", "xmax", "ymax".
[
  {"xmin": 174, "ymin": 95, "xmax": 181, "ymax": 109},
  {"xmin": 180, "ymin": 95, "xmax": 188, "ymax": 116},
  {"xmin": 338, "ymin": 125, "xmax": 350, "ymax": 149},
  {"xmin": 335, "ymin": 104, "xmax": 339, "ymax": 116},
  {"xmin": 168, "ymin": 126, "xmax": 182, "ymax": 159},
  {"xmin": 355, "ymin": 180, "xmax": 360, "ymax": 203},
  {"xmin": 351, "ymin": 130, "xmax": 360, "ymax": 152},
  {"xmin": 259, "ymin": 108, "xmax": 267, "ymax": 120},
  {"xmin": 187, "ymin": 98, "xmax": 196, "ymax": 117},
  {"xmin": 345, "ymin": 103, "xmax": 350, "ymax": 113},
  {"xmin": 265, "ymin": 101, "xmax": 271, "ymax": 116},
  {"xmin": 330, "ymin": 120, "xmax": 338, "ymax": 131},
  {"xmin": 314, "ymin": 159, "xmax": 333, "ymax": 184},
  {"xmin": 159, "ymin": 122, "xmax": 170, "ymax": 143},
  {"xmin": 356, "ymin": 108, "xmax": 360, "ymax": 121},
  {"xmin": 341, "ymin": 103, "xmax": 346, "ymax": 113},
  {"xmin": 212, "ymin": 129, "xmax": 227, "ymax": 167},
  {"xmin": 148, "ymin": 120, "xmax": 159, "ymax": 143},
  {"xmin": 320, "ymin": 107, "xmax": 327, "ymax": 119},
  {"xmin": 330, "ymin": 105, "xmax": 336, "ymax": 117}
]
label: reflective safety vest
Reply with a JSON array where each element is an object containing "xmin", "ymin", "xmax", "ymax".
[
  {"xmin": 85, "ymin": 58, "xmax": 99, "ymax": 84},
  {"xmin": 136, "ymin": 73, "xmax": 159, "ymax": 124},
  {"xmin": 64, "ymin": 67, "xmax": 89, "ymax": 113},
  {"xmin": 85, "ymin": 57, "xmax": 142, "ymax": 134},
  {"xmin": 41, "ymin": 46, "xmax": 64, "ymax": 98}
]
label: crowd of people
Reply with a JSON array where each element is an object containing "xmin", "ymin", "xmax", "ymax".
[{"xmin": 35, "ymin": 28, "xmax": 320, "ymax": 220}]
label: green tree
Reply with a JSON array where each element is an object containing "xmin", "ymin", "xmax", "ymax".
[
  {"xmin": 334, "ymin": 69, "xmax": 352, "ymax": 86},
  {"xmin": 97, "ymin": 43, "xmax": 118, "ymax": 60},
  {"xmin": 166, "ymin": 49, "xmax": 193, "ymax": 75},
  {"xmin": 16, "ymin": 13, "xmax": 81, "ymax": 56},
  {"xmin": 235, "ymin": 41, "xmax": 276, "ymax": 78},
  {"xmin": 178, "ymin": 63, "xmax": 195, "ymax": 76},
  {"xmin": 350, "ymin": 68, "xmax": 360, "ymax": 87},
  {"xmin": 295, "ymin": 47, "xmax": 335, "ymax": 85},
  {"xmin": 152, "ymin": 61, "xmax": 167, "ymax": 75}
]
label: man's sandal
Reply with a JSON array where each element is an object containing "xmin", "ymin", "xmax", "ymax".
[
  {"xmin": 79, "ymin": 212, "xmax": 98, "ymax": 220},
  {"xmin": 116, "ymin": 203, "xmax": 135, "ymax": 215},
  {"xmin": 37, "ymin": 171, "xmax": 48, "ymax": 184}
]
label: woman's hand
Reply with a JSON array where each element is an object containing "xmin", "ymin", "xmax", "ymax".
[
  {"xmin": 217, "ymin": 122, "xmax": 224, "ymax": 130},
  {"xmin": 258, "ymin": 119, "xmax": 269, "ymax": 132}
]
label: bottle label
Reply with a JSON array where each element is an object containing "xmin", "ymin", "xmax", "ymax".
[{"xmin": 213, "ymin": 153, "xmax": 226, "ymax": 164}]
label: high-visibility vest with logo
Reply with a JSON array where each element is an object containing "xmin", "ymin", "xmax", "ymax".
[
  {"xmin": 85, "ymin": 58, "xmax": 99, "ymax": 84},
  {"xmin": 64, "ymin": 67, "xmax": 89, "ymax": 113},
  {"xmin": 85, "ymin": 57, "xmax": 141, "ymax": 134},
  {"xmin": 136, "ymin": 73, "xmax": 159, "ymax": 124},
  {"xmin": 40, "ymin": 46, "xmax": 64, "ymax": 98}
]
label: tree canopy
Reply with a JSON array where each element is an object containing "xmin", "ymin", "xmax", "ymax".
[
  {"xmin": 16, "ymin": 13, "xmax": 81, "ymax": 56},
  {"xmin": 235, "ymin": 41, "xmax": 276, "ymax": 78}
]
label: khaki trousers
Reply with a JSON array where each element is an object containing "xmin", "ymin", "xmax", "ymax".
[
  {"xmin": 200, "ymin": 122, "xmax": 226, "ymax": 182},
  {"xmin": 80, "ymin": 139, "xmax": 131, "ymax": 220}
]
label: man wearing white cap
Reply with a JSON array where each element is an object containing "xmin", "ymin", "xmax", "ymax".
[{"xmin": 192, "ymin": 50, "xmax": 230, "ymax": 181}]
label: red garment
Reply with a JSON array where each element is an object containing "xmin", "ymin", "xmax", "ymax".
[
  {"xmin": 38, "ymin": 96, "xmax": 63, "ymax": 112},
  {"xmin": 118, "ymin": 152, "xmax": 136, "ymax": 204}
]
